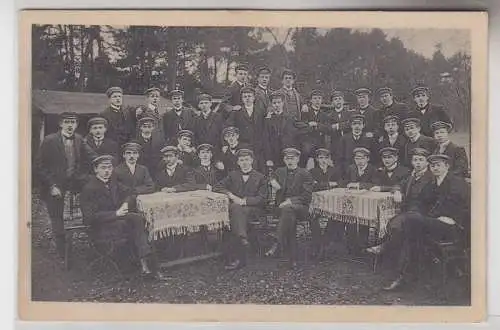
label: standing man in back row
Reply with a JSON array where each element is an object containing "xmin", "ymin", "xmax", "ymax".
[
  {"xmin": 278, "ymin": 69, "xmax": 304, "ymax": 120},
  {"xmin": 220, "ymin": 63, "xmax": 249, "ymax": 120},
  {"xmin": 377, "ymin": 86, "xmax": 409, "ymax": 129},
  {"xmin": 162, "ymin": 89, "xmax": 196, "ymax": 144},
  {"xmin": 410, "ymin": 85, "xmax": 451, "ymax": 137},
  {"xmin": 100, "ymin": 86, "xmax": 135, "ymax": 146}
]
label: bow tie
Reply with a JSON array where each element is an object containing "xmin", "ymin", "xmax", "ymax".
[
  {"xmin": 63, "ymin": 134, "xmax": 75, "ymax": 140},
  {"xmin": 241, "ymin": 171, "xmax": 252, "ymax": 175}
]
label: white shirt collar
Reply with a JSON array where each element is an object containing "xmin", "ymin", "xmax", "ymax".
[
  {"xmin": 126, "ymin": 162, "xmax": 136, "ymax": 174},
  {"xmin": 357, "ymin": 164, "xmax": 368, "ymax": 174},
  {"xmin": 410, "ymin": 133, "xmax": 421, "ymax": 143},
  {"xmin": 436, "ymin": 171, "xmax": 448, "ymax": 186},
  {"xmin": 386, "ymin": 163, "xmax": 398, "ymax": 171},
  {"xmin": 110, "ymin": 104, "xmax": 121, "ymax": 111}
]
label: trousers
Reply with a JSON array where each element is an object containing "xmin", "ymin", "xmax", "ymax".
[
  {"xmin": 91, "ymin": 212, "xmax": 152, "ymax": 258},
  {"xmin": 277, "ymin": 204, "xmax": 308, "ymax": 261}
]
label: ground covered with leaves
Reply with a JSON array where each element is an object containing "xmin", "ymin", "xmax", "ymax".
[{"xmin": 30, "ymin": 195, "xmax": 470, "ymax": 306}]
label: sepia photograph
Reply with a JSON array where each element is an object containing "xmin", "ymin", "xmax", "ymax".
[{"xmin": 18, "ymin": 10, "xmax": 487, "ymax": 322}]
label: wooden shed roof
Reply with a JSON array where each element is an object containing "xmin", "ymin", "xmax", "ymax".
[{"xmin": 32, "ymin": 89, "xmax": 172, "ymax": 115}]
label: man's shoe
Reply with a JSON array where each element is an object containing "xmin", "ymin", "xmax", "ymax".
[{"xmin": 383, "ymin": 276, "xmax": 405, "ymax": 291}]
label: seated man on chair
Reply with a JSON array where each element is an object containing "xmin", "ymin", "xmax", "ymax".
[
  {"xmin": 370, "ymin": 147, "xmax": 410, "ymax": 192},
  {"xmin": 191, "ymin": 143, "xmax": 225, "ymax": 191},
  {"xmin": 214, "ymin": 148, "xmax": 268, "ymax": 270},
  {"xmin": 80, "ymin": 155, "xmax": 166, "ymax": 280},
  {"xmin": 308, "ymin": 148, "xmax": 344, "ymax": 257},
  {"xmin": 154, "ymin": 145, "xmax": 196, "ymax": 193},
  {"xmin": 380, "ymin": 153, "xmax": 470, "ymax": 291},
  {"xmin": 266, "ymin": 147, "xmax": 314, "ymax": 267},
  {"xmin": 114, "ymin": 142, "xmax": 155, "ymax": 205},
  {"xmin": 345, "ymin": 147, "xmax": 378, "ymax": 190}
]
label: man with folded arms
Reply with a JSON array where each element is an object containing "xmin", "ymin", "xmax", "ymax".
[
  {"xmin": 80, "ymin": 155, "xmax": 166, "ymax": 280},
  {"xmin": 265, "ymin": 148, "xmax": 314, "ymax": 268},
  {"xmin": 100, "ymin": 87, "xmax": 135, "ymax": 146},
  {"xmin": 214, "ymin": 148, "xmax": 267, "ymax": 270}
]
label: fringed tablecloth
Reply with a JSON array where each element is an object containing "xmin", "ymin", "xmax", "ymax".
[
  {"xmin": 309, "ymin": 188, "xmax": 400, "ymax": 238},
  {"xmin": 137, "ymin": 190, "xmax": 229, "ymax": 240}
]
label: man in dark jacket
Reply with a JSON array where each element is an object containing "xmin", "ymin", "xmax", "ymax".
[
  {"xmin": 82, "ymin": 116, "xmax": 119, "ymax": 173},
  {"xmin": 266, "ymin": 148, "xmax": 314, "ymax": 267},
  {"xmin": 136, "ymin": 116, "xmax": 165, "ymax": 179},
  {"xmin": 431, "ymin": 120, "xmax": 469, "ymax": 177},
  {"xmin": 344, "ymin": 147, "xmax": 378, "ymax": 190},
  {"xmin": 263, "ymin": 91, "xmax": 298, "ymax": 168},
  {"xmin": 220, "ymin": 63, "xmax": 249, "ymax": 120},
  {"xmin": 219, "ymin": 126, "xmax": 246, "ymax": 174},
  {"xmin": 377, "ymin": 114, "xmax": 407, "ymax": 163},
  {"xmin": 401, "ymin": 117, "xmax": 437, "ymax": 167},
  {"xmin": 371, "ymin": 147, "xmax": 410, "ymax": 192},
  {"xmin": 411, "ymin": 85, "xmax": 451, "ymax": 137},
  {"xmin": 100, "ymin": 87, "xmax": 135, "ymax": 146},
  {"xmin": 214, "ymin": 148, "xmax": 267, "ymax": 270},
  {"xmin": 36, "ymin": 112, "xmax": 88, "ymax": 256},
  {"xmin": 80, "ymin": 155, "xmax": 166, "ymax": 280},
  {"xmin": 154, "ymin": 146, "xmax": 196, "ymax": 192},
  {"xmin": 337, "ymin": 114, "xmax": 377, "ymax": 177},
  {"xmin": 114, "ymin": 142, "xmax": 155, "ymax": 199},
  {"xmin": 376, "ymin": 86, "xmax": 409, "ymax": 124},
  {"xmin": 226, "ymin": 86, "xmax": 266, "ymax": 169},
  {"xmin": 135, "ymin": 87, "xmax": 165, "ymax": 138},
  {"xmin": 308, "ymin": 148, "xmax": 344, "ymax": 256},
  {"xmin": 294, "ymin": 89, "xmax": 331, "ymax": 168},
  {"xmin": 175, "ymin": 129, "xmax": 197, "ymax": 169},
  {"xmin": 254, "ymin": 65, "xmax": 273, "ymax": 116},
  {"xmin": 353, "ymin": 88, "xmax": 380, "ymax": 138},
  {"xmin": 193, "ymin": 93, "xmax": 225, "ymax": 152},
  {"xmin": 162, "ymin": 89, "xmax": 197, "ymax": 144},
  {"xmin": 190, "ymin": 144, "xmax": 225, "ymax": 191},
  {"xmin": 328, "ymin": 90, "xmax": 352, "ymax": 158},
  {"xmin": 382, "ymin": 153, "xmax": 470, "ymax": 291}
]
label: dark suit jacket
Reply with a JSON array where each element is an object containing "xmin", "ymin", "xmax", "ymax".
[
  {"xmin": 419, "ymin": 173, "xmax": 471, "ymax": 228},
  {"xmin": 82, "ymin": 136, "xmax": 119, "ymax": 173},
  {"xmin": 263, "ymin": 112, "xmax": 298, "ymax": 165},
  {"xmin": 353, "ymin": 104, "xmax": 380, "ymax": 137},
  {"xmin": 80, "ymin": 176, "xmax": 134, "ymax": 227},
  {"xmin": 194, "ymin": 111, "xmax": 225, "ymax": 150},
  {"xmin": 337, "ymin": 132, "xmax": 377, "ymax": 175},
  {"xmin": 219, "ymin": 144, "xmax": 241, "ymax": 174},
  {"xmin": 36, "ymin": 131, "xmax": 88, "ymax": 195},
  {"xmin": 412, "ymin": 104, "xmax": 451, "ymax": 137},
  {"xmin": 226, "ymin": 104, "xmax": 266, "ymax": 153},
  {"xmin": 162, "ymin": 107, "xmax": 197, "ymax": 143},
  {"xmin": 380, "ymin": 102, "xmax": 409, "ymax": 121},
  {"xmin": 309, "ymin": 166, "xmax": 343, "ymax": 191},
  {"xmin": 403, "ymin": 135, "xmax": 437, "ymax": 167},
  {"xmin": 373, "ymin": 164, "xmax": 410, "ymax": 191},
  {"xmin": 114, "ymin": 163, "xmax": 155, "ymax": 195},
  {"xmin": 191, "ymin": 164, "xmax": 225, "ymax": 190},
  {"xmin": 398, "ymin": 169, "xmax": 434, "ymax": 213},
  {"xmin": 254, "ymin": 85, "xmax": 272, "ymax": 115},
  {"xmin": 136, "ymin": 131, "xmax": 166, "ymax": 179},
  {"xmin": 100, "ymin": 106, "xmax": 136, "ymax": 146},
  {"xmin": 295, "ymin": 107, "xmax": 331, "ymax": 149},
  {"xmin": 136, "ymin": 104, "xmax": 165, "ymax": 138},
  {"xmin": 345, "ymin": 164, "xmax": 378, "ymax": 189},
  {"xmin": 272, "ymin": 167, "xmax": 313, "ymax": 207},
  {"xmin": 377, "ymin": 133, "xmax": 407, "ymax": 164},
  {"xmin": 434, "ymin": 142, "xmax": 469, "ymax": 177},
  {"xmin": 214, "ymin": 169, "xmax": 267, "ymax": 207},
  {"xmin": 154, "ymin": 164, "xmax": 196, "ymax": 191},
  {"xmin": 327, "ymin": 108, "xmax": 353, "ymax": 151},
  {"xmin": 220, "ymin": 81, "xmax": 246, "ymax": 119}
]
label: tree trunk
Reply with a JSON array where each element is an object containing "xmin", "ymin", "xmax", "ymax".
[{"xmin": 166, "ymin": 28, "xmax": 178, "ymax": 91}]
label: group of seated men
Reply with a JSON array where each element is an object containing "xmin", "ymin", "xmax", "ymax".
[{"xmin": 35, "ymin": 64, "xmax": 471, "ymax": 288}]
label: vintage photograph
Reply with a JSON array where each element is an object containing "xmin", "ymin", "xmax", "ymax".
[{"xmin": 19, "ymin": 11, "xmax": 487, "ymax": 322}]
